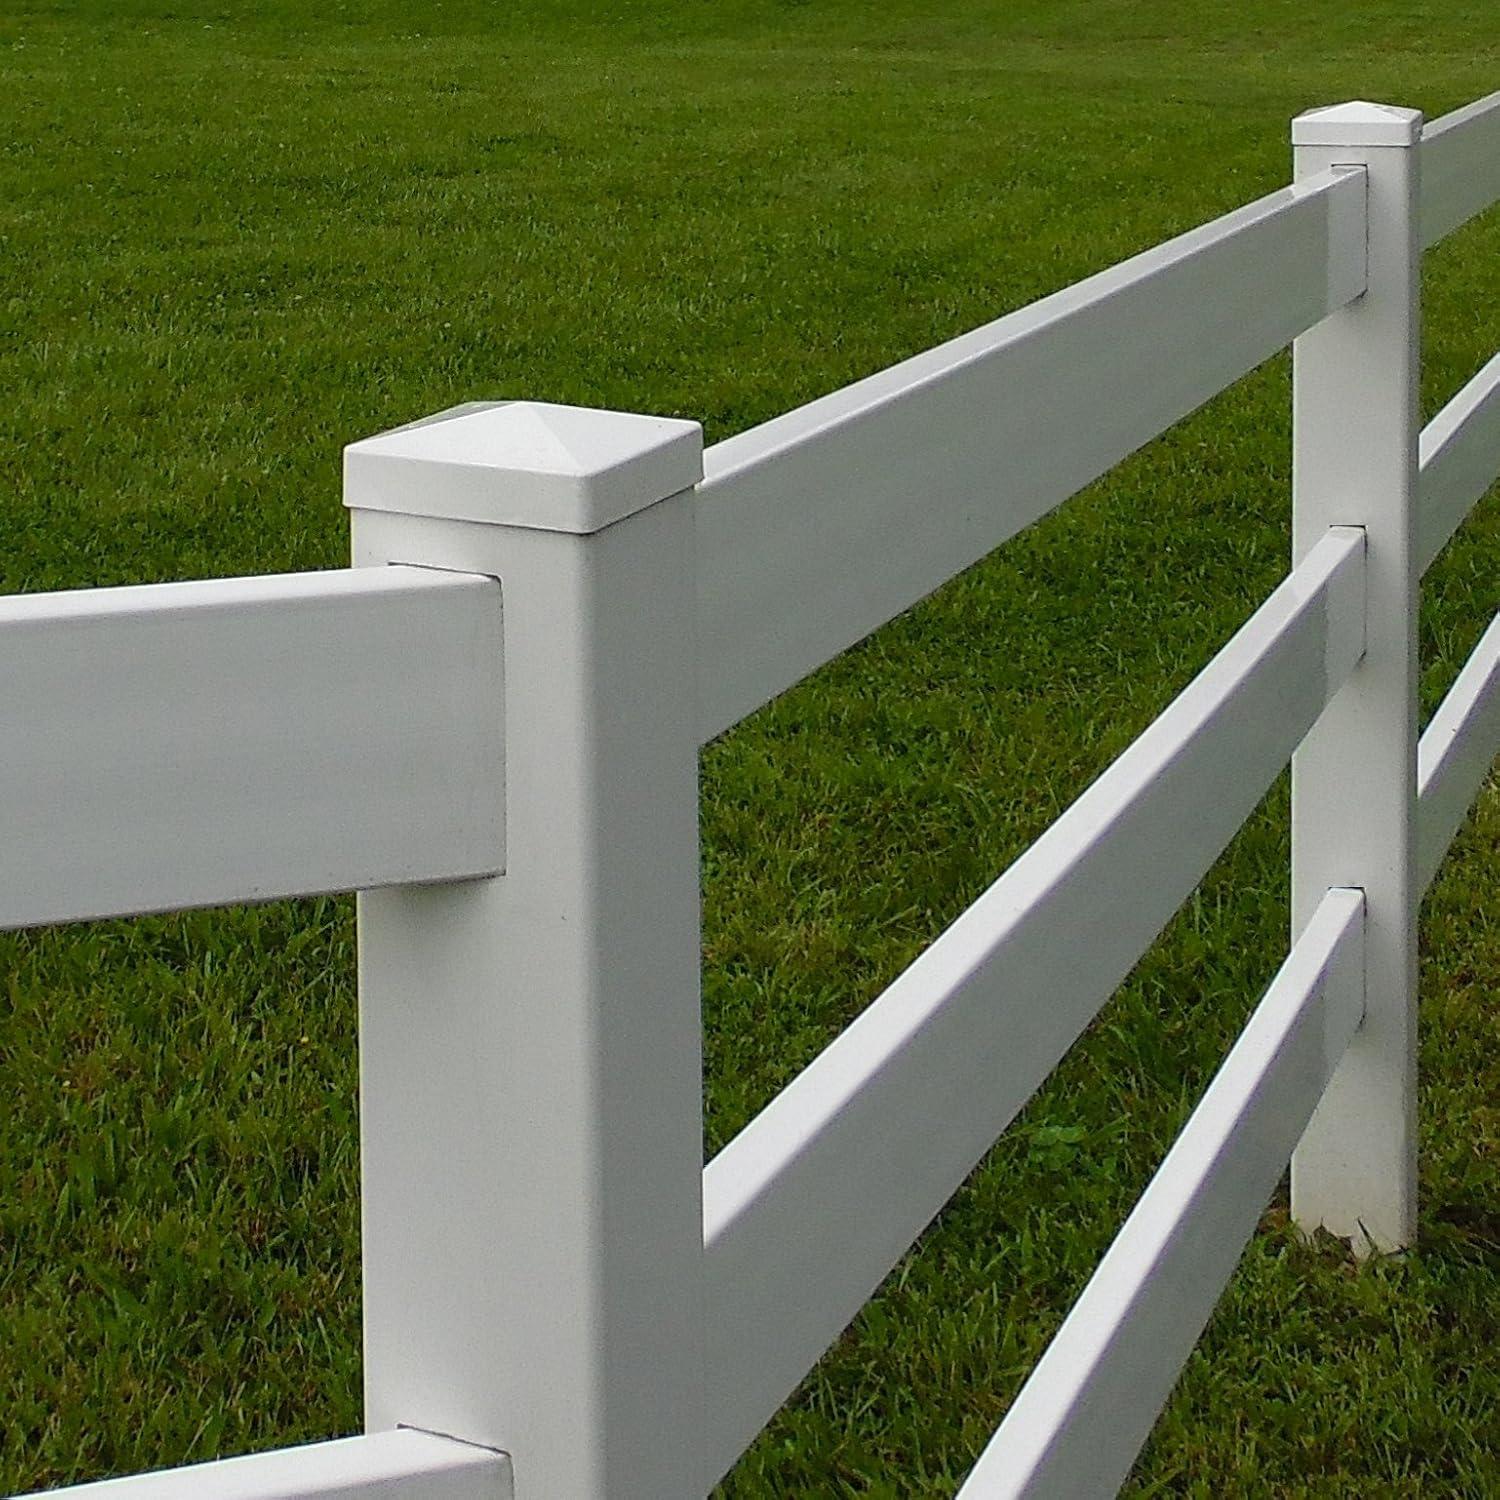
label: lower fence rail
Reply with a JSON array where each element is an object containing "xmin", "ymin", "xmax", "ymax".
[
  {"xmin": 27, "ymin": 1432, "xmax": 512, "ymax": 1500},
  {"xmin": 955, "ymin": 887, "xmax": 1366, "ymax": 1498}
]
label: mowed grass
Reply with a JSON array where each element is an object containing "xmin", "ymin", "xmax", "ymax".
[{"xmin": 2, "ymin": 1, "xmax": 1498, "ymax": 1493}]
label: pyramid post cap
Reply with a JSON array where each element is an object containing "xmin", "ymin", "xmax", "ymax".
[
  {"xmin": 344, "ymin": 400, "xmax": 704, "ymax": 534},
  {"xmin": 1293, "ymin": 101, "xmax": 1423, "ymax": 148}
]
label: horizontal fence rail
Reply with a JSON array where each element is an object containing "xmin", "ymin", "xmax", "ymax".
[
  {"xmin": 693, "ymin": 167, "xmax": 1367, "ymax": 740},
  {"xmin": 1418, "ymin": 610, "xmax": 1500, "ymax": 893},
  {"xmin": 35, "ymin": 1432, "xmax": 512, "ymax": 1500},
  {"xmin": 1421, "ymin": 88, "xmax": 1500, "ymax": 248},
  {"xmin": 0, "ymin": 566, "xmax": 503, "ymax": 928},
  {"xmin": 1417, "ymin": 351, "xmax": 1500, "ymax": 575},
  {"xmin": 955, "ymin": 887, "xmax": 1366, "ymax": 1499},
  {"xmin": 699, "ymin": 528, "xmax": 1366, "ymax": 1480}
]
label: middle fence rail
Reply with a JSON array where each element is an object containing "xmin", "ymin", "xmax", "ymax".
[{"xmin": 7, "ymin": 86, "xmax": 1500, "ymax": 1500}]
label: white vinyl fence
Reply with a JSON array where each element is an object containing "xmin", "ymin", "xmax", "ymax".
[{"xmin": 8, "ymin": 93, "xmax": 1500, "ymax": 1499}]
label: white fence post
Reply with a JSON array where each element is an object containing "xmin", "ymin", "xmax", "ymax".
[
  {"xmin": 342, "ymin": 401, "xmax": 707, "ymax": 1497},
  {"xmin": 1289, "ymin": 102, "xmax": 1423, "ymax": 1253}
]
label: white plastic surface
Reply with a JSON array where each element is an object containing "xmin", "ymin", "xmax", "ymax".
[
  {"xmin": 25, "ymin": 1430, "xmax": 511, "ymax": 1500},
  {"xmin": 1290, "ymin": 100, "xmax": 1421, "ymax": 1255},
  {"xmin": 1416, "ymin": 351, "xmax": 1500, "ymax": 575},
  {"xmin": 1294, "ymin": 100, "xmax": 1423, "ymax": 147},
  {"xmin": 1417, "ymin": 610, "xmax": 1500, "ymax": 892},
  {"xmin": 348, "ymin": 412, "xmax": 707, "ymax": 1498},
  {"xmin": 699, "ymin": 529, "xmax": 1366, "ymax": 1482},
  {"xmin": 0, "ymin": 566, "xmax": 503, "ymax": 929},
  {"xmin": 694, "ymin": 167, "xmax": 1366, "ymax": 740},
  {"xmin": 956, "ymin": 888, "xmax": 1365, "ymax": 1499},
  {"xmin": 1420, "ymin": 88, "xmax": 1500, "ymax": 248},
  {"xmin": 344, "ymin": 401, "xmax": 703, "ymax": 534}
]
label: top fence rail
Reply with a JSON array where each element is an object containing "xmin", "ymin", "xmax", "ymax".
[
  {"xmin": 1421, "ymin": 87, "xmax": 1500, "ymax": 247},
  {"xmin": 694, "ymin": 87, "xmax": 1500, "ymax": 744},
  {"xmin": 693, "ymin": 167, "xmax": 1366, "ymax": 739}
]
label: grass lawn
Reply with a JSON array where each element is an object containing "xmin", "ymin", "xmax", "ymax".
[{"xmin": 3, "ymin": 0, "xmax": 1499, "ymax": 1493}]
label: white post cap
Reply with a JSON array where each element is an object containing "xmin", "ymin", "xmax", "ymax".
[
  {"xmin": 345, "ymin": 400, "xmax": 704, "ymax": 534},
  {"xmin": 1292, "ymin": 101, "xmax": 1424, "ymax": 148}
]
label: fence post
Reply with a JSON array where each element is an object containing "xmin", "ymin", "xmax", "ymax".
[
  {"xmin": 342, "ymin": 400, "xmax": 706, "ymax": 1496},
  {"xmin": 1289, "ymin": 102, "xmax": 1423, "ymax": 1253}
]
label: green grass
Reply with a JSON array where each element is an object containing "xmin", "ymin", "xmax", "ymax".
[{"xmin": 2, "ymin": 1, "xmax": 1498, "ymax": 1492}]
